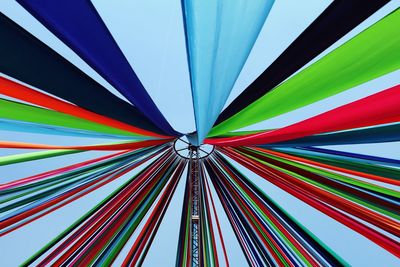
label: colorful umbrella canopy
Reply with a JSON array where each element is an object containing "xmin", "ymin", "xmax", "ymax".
[{"xmin": 0, "ymin": 0, "xmax": 399, "ymax": 266}]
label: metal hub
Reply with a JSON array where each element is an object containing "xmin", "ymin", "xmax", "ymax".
[{"xmin": 173, "ymin": 138, "xmax": 214, "ymax": 159}]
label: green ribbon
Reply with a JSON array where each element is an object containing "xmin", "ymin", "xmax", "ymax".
[{"xmin": 209, "ymin": 9, "xmax": 400, "ymax": 137}]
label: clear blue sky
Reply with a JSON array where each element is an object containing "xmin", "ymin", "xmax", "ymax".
[{"xmin": 0, "ymin": 0, "xmax": 399, "ymax": 266}]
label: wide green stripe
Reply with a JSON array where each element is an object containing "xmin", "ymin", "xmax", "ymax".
[{"xmin": 0, "ymin": 99, "xmax": 142, "ymax": 137}]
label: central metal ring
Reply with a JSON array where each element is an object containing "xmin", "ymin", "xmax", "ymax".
[{"xmin": 173, "ymin": 138, "xmax": 214, "ymax": 159}]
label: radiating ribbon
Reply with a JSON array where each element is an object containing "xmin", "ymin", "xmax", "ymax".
[
  {"xmin": 17, "ymin": 0, "xmax": 179, "ymax": 136},
  {"xmin": 204, "ymin": 154, "xmax": 348, "ymax": 266},
  {"xmin": 0, "ymin": 99, "xmax": 151, "ymax": 138},
  {"xmin": 219, "ymin": 147, "xmax": 400, "ymax": 257},
  {"xmin": 260, "ymin": 123, "xmax": 400, "ymax": 147},
  {"xmin": 21, "ymin": 148, "xmax": 180, "ymax": 266},
  {"xmin": 0, "ymin": 77, "xmax": 165, "ymax": 138},
  {"xmin": 0, "ymin": 146, "xmax": 165, "ymax": 236},
  {"xmin": 0, "ymin": 139, "xmax": 172, "ymax": 151},
  {"xmin": 182, "ymin": 0, "xmax": 274, "ymax": 144},
  {"xmin": 215, "ymin": 0, "xmax": 390, "ymax": 124},
  {"xmin": 0, "ymin": 12, "xmax": 164, "ymax": 134},
  {"xmin": 210, "ymin": 9, "xmax": 400, "ymax": 137},
  {"xmin": 207, "ymin": 84, "xmax": 400, "ymax": 146}
]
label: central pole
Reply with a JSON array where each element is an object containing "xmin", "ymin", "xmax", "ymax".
[{"xmin": 189, "ymin": 145, "xmax": 200, "ymax": 267}]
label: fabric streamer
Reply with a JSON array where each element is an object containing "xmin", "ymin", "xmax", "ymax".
[
  {"xmin": 207, "ymin": 84, "xmax": 400, "ymax": 146},
  {"xmin": 254, "ymin": 148, "xmax": 400, "ymax": 191},
  {"xmin": 0, "ymin": 2, "xmax": 398, "ymax": 266},
  {"xmin": 0, "ymin": 12, "xmax": 165, "ymax": 135},
  {"xmin": 272, "ymin": 147, "xmax": 400, "ymax": 181},
  {"xmin": 0, "ymin": 139, "xmax": 172, "ymax": 151},
  {"xmin": 17, "ymin": 0, "xmax": 179, "ymax": 136},
  {"xmin": 237, "ymin": 147, "xmax": 399, "ymax": 205},
  {"xmin": 0, "ymin": 149, "xmax": 81, "ymax": 167},
  {"xmin": 0, "ymin": 99, "xmax": 151, "ymax": 138},
  {"xmin": 0, "ymin": 119, "xmax": 145, "ymax": 140},
  {"xmin": 204, "ymin": 154, "xmax": 348, "ymax": 266},
  {"xmin": 255, "ymin": 147, "xmax": 400, "ymax": 186},
  {"xmin": 209, "ymin": 9, "xmax": 400, "ymax": 137},
  {"xmin": 21, "ymin": 149, "xmax": 180, "ymax": 266},
  {"xmin": 181, "ymin": 0, "xmax": 274, "ymax": 144},
  {"xmin": 122, "ymin": 161, "xmax": 185, "ymax": 266},
  {"xmin": 215, "ymin": 0, "xmax": 390, "ymax": 124},
  {"xmin": 0, "ymin": 150, "xmax": 130, "ymax": 190},
  {"xmin": 0, "ymin": 147, "xmax": 163, "ymax": 235},
  {"xmin": 260, "ymin": 123, "xmax": 400, "ymax": 147},
  {"xmin": 219, "ymin": 147, "xmax": 400, "ymax": 257},
  {"xmin": 299, "ymin": 147, "xmax": 400, "ymax": 166},
  {"xmin": 0, "ymin": 77, "xmax": 165, "ymax": 138},
  {"xmin": 175, "ymin": 174, "xmax": 192, "ymax": 267}
]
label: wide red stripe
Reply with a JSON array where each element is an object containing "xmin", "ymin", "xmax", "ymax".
[
  {"xmin": 0, "ymin": 77, "xmax": 167, "ymax": 138},
  {"xmin": 207, "ymin": 85, "xmax": 400, "ymax": 146}
]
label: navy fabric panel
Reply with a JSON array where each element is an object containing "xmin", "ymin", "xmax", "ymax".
[
  {"xmin": 0, "ymin": 12, "xmax": 164, "ymax": 134},
  {"xmin": 17, "ymin": 0, "xmax": 179, "ymax": 136}
]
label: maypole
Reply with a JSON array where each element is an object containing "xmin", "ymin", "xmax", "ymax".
[{"xmin": 188, "ymin": 145, "xmax": 201, "ymax": 267}]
